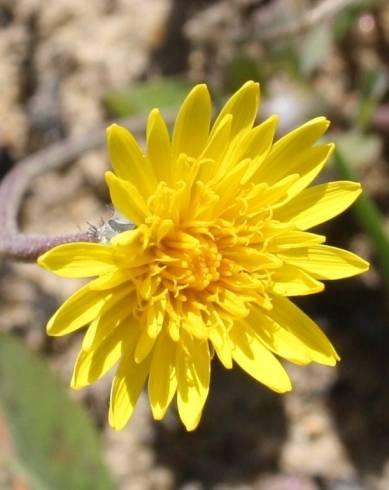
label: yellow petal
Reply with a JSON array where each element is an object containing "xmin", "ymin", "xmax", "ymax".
[
  {"xmin": 109, "ymin": 350, "xmax": 151, "ymax": 431},
  {"xmin": 200, "ymin": 114, "xmax": 232, "ymax": 162},
  {"xmin": 105, "ymin": 171, "xmax": 150, "ymax": 225},
  {"xmin": 273, "ymin": 181, "xmax": 362, "ymax": 230},
  {"xmin": 73, "ymin": 315, "xmax": 139, "ymax": 388},
  {"xmin": 46, "ymin": 282, "xmax": 117, "ymax": 336},
  {"xmin": 134, "ymin": 328, "xmax": 157, "ymax": 364},
  {"xmin": 106, "ymin": 124, "xmax": 156, "ymax": 196},
  {"xmin": 271, "ymin": 264, "xmax": 324, "ymax": 296},
  {"xmin": 268, "ymin": 230, "xmax": 325, "ymax": 251},
  {"xmin": 81, "ymin": 292, "xmax": 135, "ymax": 351},
  {"xmin": 230, "ymin": 322, "xmax": 291, "ymax": 393},
  {"xmin": 247, "ymin": 307, "xmax": 316, "ymax": 365},
  {"xmin": 208, "ymin": 320, "xmax": 233, "ymax": 369},
  {"xmin": 285, "ymin": 143, "xmax": 335, "ymax": 199},
  {"xmin": 71, "ymin": 323, "xmax": 128, "ymax": 389},
  {"xmin": 196, "ymin": 115, "xmax": 233, "ymax": 183},
  {"xmin": 146, "ymin": 109, "xmax": 172, "ymax": 183},
  {"xmin": 244, "ymin": 175, "xmax": 299, "ymax": 213},
  {"xmin": 172, "ymin": 84, "xmax": 212, "ymax": 158},
  {"xmin": 176, "ymin": 333, "xmax": 210, "ymax": 431},
  {"xmin": 184, "ymin": 310, "xmax": 208, "ymax": 339},
  {"xmin": 267, "ymin": 295, "xmax": 339, "ymax": 366},
  {"xmin": 148, "ymin": 333, "xmax": 177, "ymax": 420},
  {"xmin": 88, "ymin": 269, "xmax": 131, "ymax": 291},
  {"xmin": 216, "ymin": 288, "xmax": 250, "ymax": 317},
  {"xmin": 240, "ymin": 116, "xmax": 279, "ymax": 182},
  {"xmin": 110, "ymin": 226, "xmax": 143, "ymax": 248},
  {"xmin": 257, "ymin": 117, "xmax": 330, "ymax": 179},
  {"xmin": 217, "ymin": 115, "xmax": 278, "ymax": 182},
  {"xmin": 211, "ymin": 158, "xmax": 251, "ymax": 206},
  {"xmin": 38, "ymin": 243, "xmax": 117, "ymax": 278},
  {"xmin": 281, "ymin": 244, "xmax": 369, "ymax": 279},
  {"xmin": 212, "ymin": 81, "xmax": 260, "ymax": 139},
  {"xmin": 256, "ymin": 143, "xmax": 334, "ymax": 199},
  {"xmin": 82, "ymin": 319, "xmax": 100, "ymax": 351},
  {"xmin": 145, "ymin": 301, "xmax": 166, "ymax": 340}
]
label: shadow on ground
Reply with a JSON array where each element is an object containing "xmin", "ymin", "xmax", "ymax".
[
  {"xmin": 153, "ymin": 361, "xmax": 287, "ymax": 488},
  {"xmin": 319, "ymin": 278, "xmax": 389, "ymax": 477}
]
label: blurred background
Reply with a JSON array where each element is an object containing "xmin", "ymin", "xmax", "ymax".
[{"xmin": 0, "ymin": 0, "xmax": 388, "ymax": 489}]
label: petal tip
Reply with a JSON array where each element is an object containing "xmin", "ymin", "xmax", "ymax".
[
  {"xmin": 183, "ymin": 417, "xmax": 201, "ymax": 432},
  {"xmin": 104, "ymin": 170, "xmax": 115, "ymax": 184},
  {"xmin": 106, "ymin": 123, "xmax": 121, "ymax": 138},
  {"xmin": 247, "ymin": 80, "xmax": 260, "ymax": 96},
  {"xmin": 283, "ymin": 375, "xmax": 293, "ymax": 392},
  {"xmin": 37, "ymin": 253, "xmax": 48, "ymax": 269},
  {"xmin": 149, "ymin": 107, "xmax": 160, "ymax": 116},
  {"xmin": 190, "ymin": 83, "xmax": 210, "ymax": 97},
  {"xmin": 109, "ymin": 415, "xmax": 128, "ymax": 431},
  {"xmin": 274, "ymin": 379, "xmax": 292, "ymax": 393},
  {"xmin": 307, "ymin": 116, "xmax": 331, "ymax": 132},
  {"xmin": 70, "ymin": 376, "xmax": 82, "ymax": 390},
  {"xmin": 323, "ymin": 356, "xmax": 338, "ymax": 367},
  {"xmin": 234, "ymin": 80, "xmax": 260, "ymax": 100},
  {"xmin": 106, "ymin": 123, "xmax": 134, "ymax": 148},
  {"xmin": 349, "ymin": 181, "xmax": 363, "ymax": 199},
  {"xmin": 359, "ymin": 258, "xmax": 370, "ymax": 272},
  {"xmin": 242, "ymin": 80, "xmax": 258, "ymax": 89},
  {"xmin": 147, "ymin": 108, "xmax": 163, "ymax": 125},
  {"xmin": 46, "ymin": 319, "xmax": 56, "ymax": 336},
  {"xmin": 108, "ymin": 407, "xmax": 125, "ymax": 431},
  {"xmin": 151, "ymin": 408, "xmax": 165, "ymax": 421},
  {"xmin": 327, "ymin": 142, "xmax": 336, "ymax": 155}
]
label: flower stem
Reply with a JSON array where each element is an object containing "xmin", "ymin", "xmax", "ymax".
[{"xmin": 0, "ymin": 113, "xmax": 152, "ymax": 261}]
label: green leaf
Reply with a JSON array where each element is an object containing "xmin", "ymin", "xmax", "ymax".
[
  {"xmin": 104, "ymin": 78, "xmax": 193, "ymax": 117},
  {"xmin": 0, "ymin": 334, "xmax": 117, "ymax": 490}
]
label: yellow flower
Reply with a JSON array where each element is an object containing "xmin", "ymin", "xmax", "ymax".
[{"xmin": 38, "ymin": 81, "xmax": 369, "ymax": 431}]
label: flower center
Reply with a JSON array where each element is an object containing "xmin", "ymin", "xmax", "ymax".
[
  {"xmin": 111, "ymin": 179, "xmax": 284, "ymax": 341},
  {"xmin": 161, "ymin": 233, "xmax": 222, "ymax": 293}
]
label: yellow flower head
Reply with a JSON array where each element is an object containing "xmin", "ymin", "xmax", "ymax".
[{"xmin": 38, "ymin": 82, "xmax": 369, "ymax": 431}]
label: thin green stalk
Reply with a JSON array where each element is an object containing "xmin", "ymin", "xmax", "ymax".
[{"xmin": 333, "ymin": 148, "xmax": 389, "ymax": 288}]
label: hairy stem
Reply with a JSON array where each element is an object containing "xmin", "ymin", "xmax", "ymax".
[{"xmin": 0, "ymin": 113, "xmax": 148, "ymax": 261}]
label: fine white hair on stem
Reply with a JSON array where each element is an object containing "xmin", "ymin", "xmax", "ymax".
[{"xmin": 0, "ymin": 112, "xmax": 168, "ymax": 261}]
